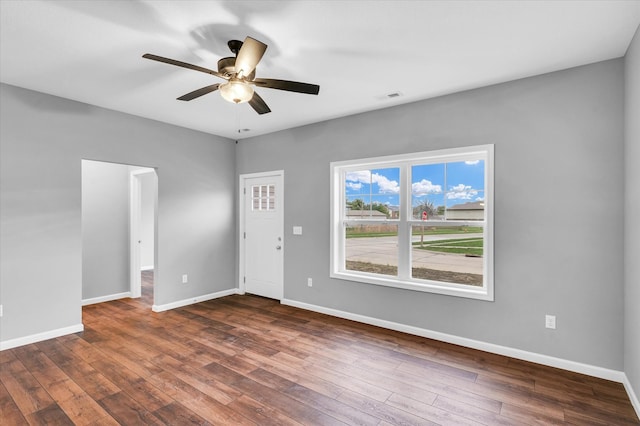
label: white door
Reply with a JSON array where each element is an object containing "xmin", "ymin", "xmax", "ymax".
[{"xmin": 241, "ymin": 172, "xmax": 284, "ymax": 300}]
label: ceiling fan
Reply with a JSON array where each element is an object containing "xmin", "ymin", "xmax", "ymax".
[{"xmin": 143, "ymin": 36, "xmax": 320, "ymax": 115}]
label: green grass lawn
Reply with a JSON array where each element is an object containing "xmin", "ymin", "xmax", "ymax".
[
  {"xmin": 412, "ymin": 226, "xmax": 483, "ymax": 235},
  {"xmin": 413, "ymin": 237, "xmax": 483, "ymax": 256},
  {"xmin": 345, "ymin": 231, "xmax": 398, "ymax": 238},
  {"xmin": 346, "ymin": 226, "xmax": 483, "ymax": 238}
]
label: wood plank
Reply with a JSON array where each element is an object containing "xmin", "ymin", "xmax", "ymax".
[
  {"xmin": 432, "ymin": 395, "xmax": 517, "ymax": 426},
  {"xmin": 145, "ymin": 370, "xmax": 255, "ymax": 425},
  {"xmin": 203, "ymin": 362, "xmax": 345, "ymax": 425},
  {"xmin": 89, "ymin": 359, "xmax": 173, "ymax": 412},
  {"xmin": 25, "ymin": 403, "xmax": 75, "ymax": 426},
  {"xmin": 0, "ymin": 356, "xmax": 54, "ymax": 415},
  {"xmin": 249, "ymin": 368, "xmax": 381, "ymax": 425},
  {"xmin": 227, "ymin": 394, "xmax": 304, "ymax": 426},
  {"xmin": 152, "ymin": 401, "xmax": 213, "ymax": 425},
  {"xmin": 97, "ymin": 392, "xmax": 164, "ymax": 425},
  {"xmin": 387, "ymin": 393, "xmax": 485, "ymax": 426},
  {"xmin": 0, "ymin": 380, "xmax": 28, "ymax": 425}
]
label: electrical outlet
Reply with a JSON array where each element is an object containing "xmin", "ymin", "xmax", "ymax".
[
  {"xmin": 0, "ymin": 304, "xmax": 3, "ymax": 317},
  {"xmin": 182, "ymin": 274, "xmax": 188, "ymax": 284},
  {"xmin": 545, "ymin": 315, "xmax": 556, "ymax": 329},
  {"xmin": 307, "ymin": 278, "xmax": 312, "ymax": 287}
]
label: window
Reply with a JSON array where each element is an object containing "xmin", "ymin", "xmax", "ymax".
[
  {"xmin": 252, "ymin": 184, "xmax": 276, "ymax": 211},
  {"xmin": 330, "ymin": 144, "xmax": 494, "ymax": 300}
]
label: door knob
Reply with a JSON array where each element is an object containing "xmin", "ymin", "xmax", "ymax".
[{"xmin": 276, "ymin": 245, "xmax": 282, "ymax": 250}]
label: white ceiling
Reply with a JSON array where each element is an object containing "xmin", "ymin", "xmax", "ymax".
[{"xmin": 1, "ymin": 1, "xmax": 639, "ymax": 140}]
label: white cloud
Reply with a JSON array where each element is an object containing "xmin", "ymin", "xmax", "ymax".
[
  {"xmin": 451, "ymin": 183, "xmax": 471, "ymax": 192},
  {"xmin": 447, "ymin": 183, "xmax": 478, "ymax": 200},
  {"xmin": 345, "ymin": 170, "xmax": 399, "ymax": 194},
  {"xmin": 465, "ymin": 160, "xmax": 480, "ymax": 165},
  {"xmin": 372, "ymin": 173, "xmax": 399, "ymax": 193},
  {"xmin": 412, "ymin": 179, "xmax": 442, "ymax": 196},
  {"xmin": 447, "ymin": 191, "xmax": 478, "ymax": 200},
  {"xmin": 346, "ymin": 182, "xmax": 362, "ymax": 191},
  {"xmin": 346, "ymin": 170, "xmax": 371, "ymax": 183}
]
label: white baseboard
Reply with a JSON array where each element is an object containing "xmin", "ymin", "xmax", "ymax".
[
  {"xmin": 0, "ymin": 323, "xmax": 84, "ymax": 351},
  {"xmin": 623, "ymin": 374, "xmax": 640, "ymax": 419},
  {"xmin": 82, "ymin": 292, "xmax": 132, "ymax": 306},
  {"xmin": 141, "ymin": 265, "xmax": 154, "ymax": 271},
  {"xmin": 281, "ymin": 298, "xmax": 626, "ymax": 383},
  {"xmin": 152, "ymin": 288, "xmax": 239, "ymax": 312}
]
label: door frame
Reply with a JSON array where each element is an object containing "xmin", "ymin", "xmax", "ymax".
[
  {"xmin": 129, "ymin": 168, "xmax": 156, "ymax": 299},
  {"xmin": 238, "ymin": 170, "xmax": 284, "ymax": 298}
]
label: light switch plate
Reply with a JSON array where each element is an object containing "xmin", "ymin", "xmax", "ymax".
[{"xmin": 293, "ymin": 226, "xmax": 303, "ymax": 235}]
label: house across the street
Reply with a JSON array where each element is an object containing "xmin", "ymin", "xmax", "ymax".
[{"xmin": 447, "ymin": 201, "xmax": 485, "ymax": 220}]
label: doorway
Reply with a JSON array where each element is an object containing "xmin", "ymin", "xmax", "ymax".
[
  {"xmin": 130, "ymin": 168, "xmax": 157, "ymax": 306},
  {"xmin": 81, "ymin": 160, "xmax": 157, "ymax": 307},
  {"xmin": 239, "ymin": 171, "xmax": 284, "ymax": 300}
]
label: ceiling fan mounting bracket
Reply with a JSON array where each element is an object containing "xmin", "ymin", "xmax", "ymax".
[{"xmin": 227, "ymin": 40, "xmax": 243, "ymax": 56}]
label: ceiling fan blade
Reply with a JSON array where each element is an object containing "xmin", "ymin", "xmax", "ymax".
[
  {"xmin": 142, "ymin": 53, "xmax": 227, "ymax": 80},
  {"xmin": 248, "ymin": 91, "xmax": 271, "ymax": 115},
  {"xmin": 253, "ymin": 78, "xmax": 320, "ymax": 95},
  {"xmin": 235, "ymin": 37, "xmax": 267, "ymax": 78},
  {"xmin": 177, "ymin": 84, "xmax": 220, "ymax": 101}
]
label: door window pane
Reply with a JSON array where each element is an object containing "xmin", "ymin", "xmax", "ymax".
[{"xmin": 252, "ymin": 184, "xmax": 276, "ymax": 211}]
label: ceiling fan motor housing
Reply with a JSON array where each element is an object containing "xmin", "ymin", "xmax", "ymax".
[{"xmin": 217, "ymin": 56, "xmax": 255, "ymax": 80}]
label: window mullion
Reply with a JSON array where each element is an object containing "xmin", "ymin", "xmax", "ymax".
[{"xmin": 397, "ymin": 164, "xmax": 410, "ymax": 279}]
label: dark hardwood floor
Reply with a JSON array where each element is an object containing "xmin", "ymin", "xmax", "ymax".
[{"xmin": 1, "ymin": 272, "xmax": 638, "ymax": 425}]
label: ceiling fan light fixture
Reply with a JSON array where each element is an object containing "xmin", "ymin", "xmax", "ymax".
[{"xmin": 219, "ymin": 79, "xmax": 254, "ymax": 104}]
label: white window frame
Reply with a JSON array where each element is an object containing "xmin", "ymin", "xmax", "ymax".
[{"xmin": 330, "ymin": 144, "xmax": 494, "ymax": 301}]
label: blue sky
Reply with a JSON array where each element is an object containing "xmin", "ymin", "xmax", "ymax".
[{"xmin": 345, "ymin": 160, "xmax": 485, "ymax": 209}]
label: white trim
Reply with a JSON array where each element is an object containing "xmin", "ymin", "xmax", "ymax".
[
  {"xmin": 238, "ymin": 170, "xmax": 285, "ymax": 300},
  {"xmin": 623, "ymin": 374, "xmax": 640, "ymax": 419},
  {"xmin": 140, "ymin": 265, "xmax": 154, "ymax": 271},
  {"xmin": 152, "ymin": 288, "xmax": 239, "ymax": 313},
  {"xmin": 82, "ymin": 292, "xmax": 132, "ymax": 306},
  {"xmin": 129, "ymin": 171, "xmax": 142, "ymax": 299},
  {"xmin": 0, "ymin": 324, "xmax": 84, "ymax": 351},
  {"xmin": 281, "ymin": 298, "xmax": 626, "ymax": 383}
]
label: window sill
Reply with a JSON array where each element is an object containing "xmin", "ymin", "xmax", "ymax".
[{"xmin": 331, "ymin": 270, "xmax": 494, "ymax": 301}]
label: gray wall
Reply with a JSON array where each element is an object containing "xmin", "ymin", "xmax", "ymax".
[
  {"xmin": 81, "ymin": 160, "xmax": 131, "ymax": 300},
  {"xmin": 0, "ymin": 83, "xmax": 236, "ymax": 342},
  {"xmin": 625, "ymin": 26, "xmax": 640, "ymax": 401},
  {"xmin": 237, "ymin": 59, "xmax": 625, "ymax": 369}
]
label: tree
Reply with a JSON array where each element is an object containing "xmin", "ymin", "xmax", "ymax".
[
  {"xmin": 412, "ymin": 200, "xmax": 437, "ymax": 219},
  {"xmin": 370, "ymin": 202, "xmax": 390, "ymax": 218},
  {"xmin": 348, "ymin": 198, "xmax": 365, "ymax": 211}
]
